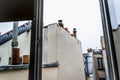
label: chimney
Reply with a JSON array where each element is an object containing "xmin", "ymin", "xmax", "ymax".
[
  {"xmin": 73, "ymin": 28, "xmax": 77, "ymax": 38},
  {"xmin": 87, "ymin": 48, "xmax": 92, "ymax": 53},
  {"xmin": 23, "ymin": 55, "xmax": 30, "ymax": 64},
  {"xmin": 12, "ymin": 48, "xmax": 20, "ymax": 65},
  {"xmin": 58, "ymin": 20, "xmax": 64, "ymax": 28},
  {"xmin": 11, "ymin": 22, "xmax": 20, "ymax": 65}
]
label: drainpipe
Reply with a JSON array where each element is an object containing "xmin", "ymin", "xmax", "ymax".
[{"xmin": 11, "ymin": 22, "xmax": 20, "ymax": 65}]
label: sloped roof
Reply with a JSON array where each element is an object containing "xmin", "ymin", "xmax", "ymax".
[{"xmin": 0, "ymin": 22, "xmax": 31, "ymax": 45}]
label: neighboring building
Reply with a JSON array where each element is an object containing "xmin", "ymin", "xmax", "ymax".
[
  {"xmin": 92, "ymin": 49, "xmax": 106, "ymax": 80},
  {"xmin": 84, "ymin": 48, "xmax": 107, "ymax": 80},
  {"xmin": 0, "ymin": 21, "xmax": 85, "ymax": 80},
  {"xmin": 83, "ymin": 49, "xmax": 94, "ymax": 80}
]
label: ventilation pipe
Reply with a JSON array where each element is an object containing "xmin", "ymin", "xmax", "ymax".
[{"xmin": 12, "ymin": 22, "xmax": 20, "ymax": 65}]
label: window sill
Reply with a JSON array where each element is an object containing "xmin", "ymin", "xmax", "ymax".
[
  {"xmin": 0, "ymin": 62, "xmax": 59, "ymax": 71},
  {"xmin": 0, "ymin": 64, "xmax": 29, "ymax": 71}
]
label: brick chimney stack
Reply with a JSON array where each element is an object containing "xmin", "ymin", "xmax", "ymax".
[
  {"xmin": 58, "ymin": 20, "xmax": 64, "ymax": 28},
  {"xmin": 73, "ymin": 28, "xmax": 77, "ymax": 38}
]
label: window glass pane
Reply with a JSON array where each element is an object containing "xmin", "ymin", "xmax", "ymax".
[
  {"xmin": 0, "ymin": 21, "xmax": 31, "ymax": 80},
  {"xmin": 97, "ymin": 58, "xmax": 104, "ymax": 68}
]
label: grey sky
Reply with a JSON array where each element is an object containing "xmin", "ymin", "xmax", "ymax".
[
  {"xmin": 0, "ymin": 0, "xmax": 103, "ymax": 53},
  {"xmin": 44, "ymin": 0, "xmax": 103, "ymax": 52}
]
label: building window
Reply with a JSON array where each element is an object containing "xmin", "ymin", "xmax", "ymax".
[
  {"xmin": 97, "ymin": 58, "xmax": 104, "ymax": 69},
  {"xmin": 99, "ymin": 78, "xmax": 105, "ymax": 80}
]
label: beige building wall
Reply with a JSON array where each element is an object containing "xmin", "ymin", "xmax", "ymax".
[
  {"xmin": 0, "ymin": 69, "xmax": 29, "ymax": 80},
  {"xmin": 42, "ymin": 68, "xmax": 58, "ymax": 80},
  {"xmin": 0, "ymin": 68, "xmax": 58, "ymax": 80},
  {"xmin": 43, "ymin": 23, "xmax": 85, "ymax": 80},
  {"xmin": 87, "ymin": 77, "xmax": 94, "ymax": 80},
  {"xmin": 56, "ymin": 25, "xmax": 85, "ymax": 80}
]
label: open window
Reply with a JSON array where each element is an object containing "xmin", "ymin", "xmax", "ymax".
[{"xmin": 0, "ymin": 0, "xmax": 120, "ymax": 80}]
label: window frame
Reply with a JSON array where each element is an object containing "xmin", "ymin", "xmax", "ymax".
[
  {"xmin": 99, "ymin": 78, "xmax": 106, "ymax": 80},
  {"xmin": 29, "ymin": 0, "xmax": 43, "ymax": 80},
  {"xmin": 97, "ymin": 58, "xmax": 104, "ymax": 69},
  {"xmin": 99, "ymin": 0, "xmax": 119, "ymax": 79},
  {"xmin": 0, "ymin": 0, "xmax": 119, "ymax": 80}
]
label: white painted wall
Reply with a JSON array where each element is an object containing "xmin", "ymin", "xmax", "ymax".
[
  {"xmin": 57, "ymin": 26, "xmax": 85, "ymax": 80},
  {"xmin": 43, "ymin": 23, "xmax": 85, "ymax": 80},
  {"xmin": 42, "ymin": 68, "xmax": 58, "ymax": 80},
  {"xmin": 47, "ymin": 24, "xmax": 57, "ymax": 63},
  {"xmin": 0, "ymin": 31, "xmax": 31, "ymax": 66},
  {"xmin": 0, "ymin": 69, "xmax": 29, "ymax": 80}
]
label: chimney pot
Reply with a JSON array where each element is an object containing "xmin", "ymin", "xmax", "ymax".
[
  {"xmin": 23, "ymin": 55, "xmax": 29, "ymax": 64},
  {"xmin": 73, "ymin": 28, "xmax": 77, "ymax": 38},
  {"xmin": 58, "ymin": 20, "xmax": 64, "ymax": 28},
  {"xmin": 73, "ymin": 28, "xmax": 76, "ymax": 32},
  {"xmin": 58, "ymin": 20, "xmax": 62, "ymax": 23},
  {"xmin": 87, "ymin": 48, "xmax": 92, "ymax": 53},
  {"xmin": 12, "ymin": 48, "xmax": 20, "ymax": 65}
]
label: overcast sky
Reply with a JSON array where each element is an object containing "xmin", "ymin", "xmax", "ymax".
[
  {"xmin": 0, "ymin": 21, "xmax": 28, "ymax": 34},
  {"xmin": 44, "ymin": 0, "xmax": 103, "ymax": 52},
  {"xmin": 0, "ymin": 0, "xmax": 103, "ymax": 53}
]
